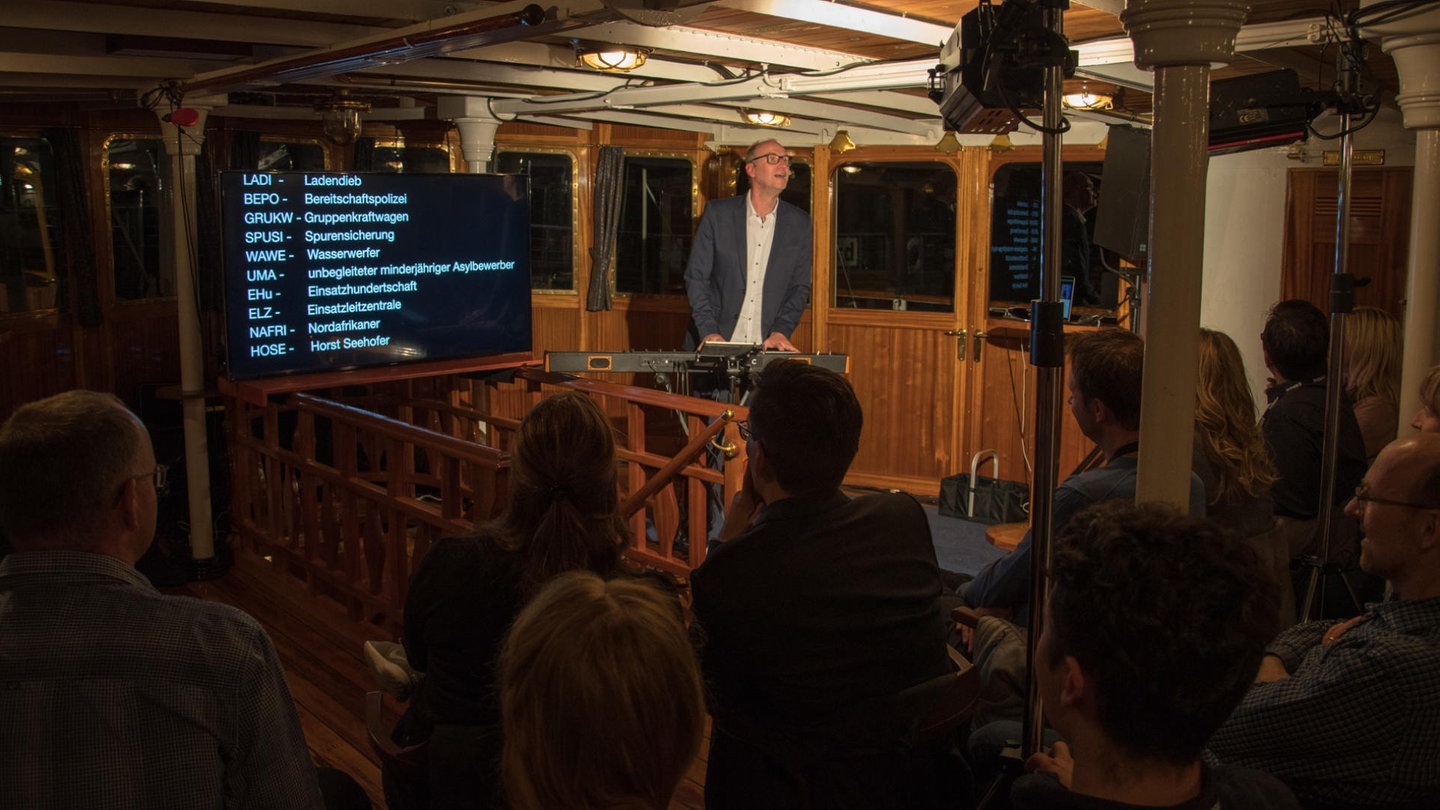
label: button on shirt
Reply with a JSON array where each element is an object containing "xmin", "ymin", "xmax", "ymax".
[
  {"xmin": 729, "ymin": 195, "xmax": 778, "ymax": 344},
  {"xmin": 0, "ymin": 550, "xmax": 324, "ymax": 809}
]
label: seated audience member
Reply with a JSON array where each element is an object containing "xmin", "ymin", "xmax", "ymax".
[
  {"xmin": 961, "ymin": 329, "xmax": 1206, "ymax": 625},
  {"xmin": 1412, "ymin": 364, "xmax": 1440, "ymax": 432},
  {"xmin": 1014, "ymin": 501, "xmax": 1297, "ymax": 810},
  {"xmin": 1195, "ymin": 329, "xmax": 1289, "ymax": 633},
  {"xmin": 1260, "ymin": 299, "xmax": 1367, "ymax": 521},
  {"xmin": 1195, "ymin": 328, "xmax": 1277, "ymax": 540},
  {"xmin": 0, "ymin": 390, "xmax": 325, "ymax": 808},
  {"xmin": 499, "ymin": 571, "xmax": 703, "ymax": 810},
  {"xmin": 391, "ymin": 392, "xmax": 628, "ymax": 810},
  {"xmin": 1342, "ymin": 306, "xmax": 1402, "ymax": 461},
  {"xmin": 1208, "ymin": 433, "xmax": 1440, "ymax": 808},
  {"xmin": 690, "ymin": 360, "xmax": 960, "ymax": 810}
]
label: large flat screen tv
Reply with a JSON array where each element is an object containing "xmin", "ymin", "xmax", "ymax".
[{"xmin": 220, "ymin": 171, "xmax": 532, "ymax": 380}]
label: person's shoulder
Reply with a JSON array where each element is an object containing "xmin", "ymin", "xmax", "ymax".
[
  {"xmin": 777, "ymin": 197, "xmax": 810, "ymax": 218},
  {"xmin": 849, "ymin": 490, "xmax": 925, "ymax": 519},
  {"xmin": 1211, "ymin": 763, "xmax": 1302, "ymax": 809}
]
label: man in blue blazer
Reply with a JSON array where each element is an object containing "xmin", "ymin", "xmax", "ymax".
[{"xmin": 684, "ymin": 139, "xmax": 812, "ymax": 352}]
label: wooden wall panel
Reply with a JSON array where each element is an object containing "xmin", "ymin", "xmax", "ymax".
[
  {"xmin": 108, "ymin": 304, "xmax": 180, "ymax": 409},
  {"xmin": 0, "ymin": 317, "xmax": 78, "ymax": 417},
  {"xmin": 975, "ymin": 319, "xmax": 1095, "ymax": 486},
  {"xmin": 828, "ymin": 319, "xmax": 959, "ymax": 488},
  {"xmin": 530, "ymin": 297, "xmax": 581, "ymax": 355}
]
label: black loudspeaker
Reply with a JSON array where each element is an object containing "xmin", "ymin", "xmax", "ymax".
[
  {"xmin": 1093, "ymin": 124, "xmax": 1150, "ymax": 265},
  {"xmin": 1209, "ymin": 69, "xmax": 1322, "ymax": 155}
]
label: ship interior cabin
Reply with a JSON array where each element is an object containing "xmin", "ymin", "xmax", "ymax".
[{"xmin": 2, "ymin": 0, "xmax": 1438, "ymax": 807}]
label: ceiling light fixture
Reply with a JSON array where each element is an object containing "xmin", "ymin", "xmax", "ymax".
[
  {"xmin": 1061, "ymin": 85, "xmax": 1114, "ymax": 111},
  {"xmin": 576, "ymin": 46, "xmax": 650, "ymax": 72},
  {"xmin": 316, "ymin": 93, "xmax": 369, "ymax": 145},
  {"xmin": 829, "ymin": 129, "xmax": 856, "ymax": 154},
  {"xmin": 744, "ymin": 110, "xmax": 791, "ymax": 127}
]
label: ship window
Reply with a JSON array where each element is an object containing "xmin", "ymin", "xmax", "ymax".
[
  {"xmin": 495, "ymin": 151, "xmax": 575, "ymax": 291},
  {"xmin": 0, "ymin": 136, "xmax": 63, "ymax": 315},
  {"xmin": 106, "ymin": 137, "xmax": 171, "ymax": 301},
  {"xmin": 614, "ymin": 155, "xmax": 694, "ymax": 295},
  {"xmin": 832, "ymin": 161, "xmax": 956, "ymax": 313}
]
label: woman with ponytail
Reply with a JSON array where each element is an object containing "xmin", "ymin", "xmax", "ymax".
[{"xmin": 386, "ymin": 392, "xmax": 629, "ymax": 810}]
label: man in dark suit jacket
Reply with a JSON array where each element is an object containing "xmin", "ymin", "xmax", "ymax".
[
  {"xmin": 684, "ymin": 139, "xmax": 812, "ymax": 351},
  {"xmin": 689, "ymin": 361, "xmax": 959, "ymax": 810}
]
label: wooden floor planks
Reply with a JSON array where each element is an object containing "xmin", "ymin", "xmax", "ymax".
[{"xmin": 170, "ymin": 551, "xmax": 707, "ymax": 809}]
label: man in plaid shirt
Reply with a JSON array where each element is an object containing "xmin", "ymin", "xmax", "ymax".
[{"xmin": 1208, "ymin": 432, "xmax": 1440, "ymax": 808}]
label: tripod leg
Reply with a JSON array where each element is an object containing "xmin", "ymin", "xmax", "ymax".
[{"xmin": 1299, "ymin": 556, "xmax": 1325, "ymax": 621}]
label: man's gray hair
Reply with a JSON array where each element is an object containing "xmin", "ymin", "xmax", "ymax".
[{"xmin": 0, "ymin": 390, "xmax": 145, "ymax": 547}]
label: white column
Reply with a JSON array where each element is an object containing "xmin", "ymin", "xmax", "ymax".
[
  {"xmin": 155, "ymin": 96, "xmax": 224, "ymax": 568},
  {"xmin": 1362, "ymin": 2, "xmax": 1440, "ymax": 431},
  {"xmin": 1123, "ymin": 0, "xmax": 1248, "ymax": 507},
  {"xmin": 436, "ymin": 96, "xmax": 505, "ymax": 172}
]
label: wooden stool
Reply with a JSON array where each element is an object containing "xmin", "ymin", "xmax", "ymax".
[{"xmin": 985, "ymin": 522, "xmax": 1028, "ymax": 551}]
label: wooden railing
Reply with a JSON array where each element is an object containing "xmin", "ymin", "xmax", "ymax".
[{"xmin": 225, "ymin": 366, "xmax": 746, "ymax": 634}]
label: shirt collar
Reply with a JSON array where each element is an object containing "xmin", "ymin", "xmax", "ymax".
[{"xmin": 0, "ymin": 549, "xmax": 155, "ymax": 591}]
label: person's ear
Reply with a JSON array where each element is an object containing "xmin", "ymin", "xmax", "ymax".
[
  {"xmin": 116, "ymin": 478, "xmax": 142, "ymax": 532},
  {"xmin": 1058, "ymin": 655, "xmax": 1089, "ymax": 709}
]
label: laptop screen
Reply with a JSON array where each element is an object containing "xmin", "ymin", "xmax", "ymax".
[{"xmin": 1060, "ymin": 276, "xmax": 1075, "ymax": 320}]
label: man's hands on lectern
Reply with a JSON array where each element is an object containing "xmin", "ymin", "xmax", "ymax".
[
  {"xmin": 763, "ymin": 332, "xmax": 796, "ymax": 352},
  {"xmin": 700, "ymin": 333, "xmax": 725, "ymax": 347}
]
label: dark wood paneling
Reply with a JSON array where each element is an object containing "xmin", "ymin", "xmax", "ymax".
[{"xmin": 0, "ymin": 315, "xmax": 79, "ymax": 417}]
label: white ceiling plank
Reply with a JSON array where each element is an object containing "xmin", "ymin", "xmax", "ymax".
[
  {"xmin": 713, "ymin": 98, "xmax": 935, "ymax": 135},
  {"xmin": 444, "ymin": 42, "xmax": 728, "ymax": 83},
  {"xmin": 809, "ymin": 89, "xmax": 942, "ymax": 117},
  {"xmin": 569, "ymin": 21, "xmax": 868, "ymax": 72},
  {"xmin": 713, "ymin": 0, "xmax": 952, "ymax": 46},
  {"xmin": 0, "ymin": 1, "xmax": 382, "ymax": 48},
  {"xmin": 515, "ymin": 115, "xmax": 593, "ymax": 129},
  {"xmin": 356, "ymin": 58, "xmax": 627, "ymax": 93},
  {"xmin": 489, "ymin": 58, "xmax": 930, "ymax": 117}
]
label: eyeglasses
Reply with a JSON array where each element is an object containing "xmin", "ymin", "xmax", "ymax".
[
  {"xmin": 736, "ymin": 419, "xmax": 757, "ymax": 443},
  {"xmin": 1352, "ymin": 484, "xmax": 1438, "ymax": 511},
  {"xmin": 134, "ymin": 464, "xmax": 169, "ymax": 494},
  {"xmin": 748, "ymin": 153, "xmax": 791, "ymax": 166}
]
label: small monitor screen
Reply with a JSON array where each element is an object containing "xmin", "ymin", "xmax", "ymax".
[
  {"xmin": 1060, "ymin": 275, "xmax": 1075, "ymax": 320},
  {"xmin": 220, "ymin": 172, "xmax": 532, "ymax": 380}
]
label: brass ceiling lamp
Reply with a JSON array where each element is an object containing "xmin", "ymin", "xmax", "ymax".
[
  {"xmin": 1061, "ymin": 83, "xmax": 1114, "ymax": 111},
  {"xmin": 744, "ymin": 110, "xmax": 791, "ymax": 127},
  {"xmin": 576, "ymin": 46, "xmax": 650, "ymax": 72},
  {"xmin": 316, "ymin": 92, "xmax": 369, "ymax": 145},
  {"xmin": 828, "ymin": 129, "xmax": 856, "ymax": 154}
]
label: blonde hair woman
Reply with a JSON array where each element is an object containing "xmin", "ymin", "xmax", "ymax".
[
  {"xmin": 1342, "ymin": 306, "xmax": 1402, "ymax": 459},
  {"xmin": 1195, "ymin": 328, "xmax": 1277, "ymax": 540},
  {"xmin": 501, "ymin": 571, "xmax": 704, "ymax": 810}
]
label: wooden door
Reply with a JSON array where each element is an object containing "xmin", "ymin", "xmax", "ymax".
[
  {"xmin": 1283, "ymin": 167, "xmax": 1412, "ymax": 318},
  {"xmin": 963, "ymin": 148, "xmax": 1109, "ymax": 486},
  {"xmin": 815, "ymin": 147, "xmax": 984, "ymax": 495}
]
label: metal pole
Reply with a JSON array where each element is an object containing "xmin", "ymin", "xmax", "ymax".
[
  {"xmin": 1021, "ymin": 0, "xmax": 1067, "ymax": 760},
  {"xmin": 155, "ymin": 102, "xmax": 219, "ymax": 576},
  {"xmin": 1302, "ymin": 89, "xmax": 1356, "ymax": 621}
]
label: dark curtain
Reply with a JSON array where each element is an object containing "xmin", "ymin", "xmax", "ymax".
[
  {"xmin": 587, "ymin": 145, "xmax": 624, "ymax": 311},
  {"xmin": 195, "ymin": 134, "xmax": 223, "ymax": 314},
  {"xmin": 353, "ymin": 137, "xmax": 377, "ymax": 172},
  {"xmin": 44, "ymin": 128, "xmax": 99, "ymax": 326}
]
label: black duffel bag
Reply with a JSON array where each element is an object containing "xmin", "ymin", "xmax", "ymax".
[{"xmin": 939, "ymin": 450, "xmax": 1029, "ymax": 525}]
